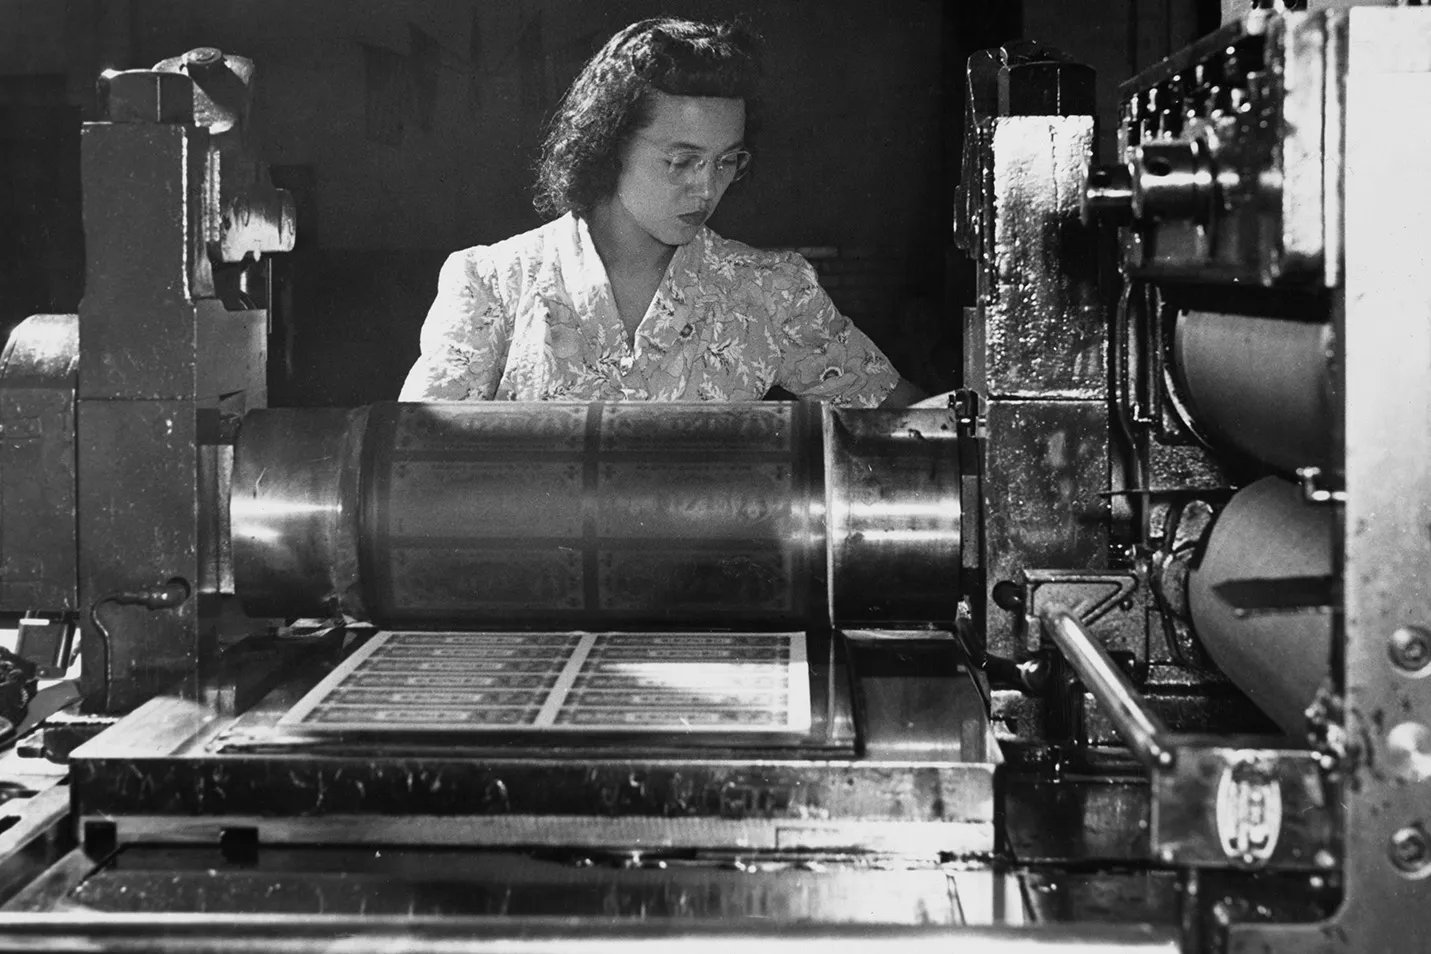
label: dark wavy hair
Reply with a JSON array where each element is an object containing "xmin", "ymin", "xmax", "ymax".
[{"xmin": 534, "ymin": 18, "xmax": 761, "ymax": 219}]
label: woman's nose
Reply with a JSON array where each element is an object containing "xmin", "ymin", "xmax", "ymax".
[{"xmin": 688, "ymin": 163, "xmax": 717, "ymax": 199}]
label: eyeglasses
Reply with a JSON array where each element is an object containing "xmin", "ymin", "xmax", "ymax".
[{"xmin": 637, "ymin": 136, "xmax": 752, "ymax": 185}]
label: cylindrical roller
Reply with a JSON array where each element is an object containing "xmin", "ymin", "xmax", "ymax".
[
  {"xmin": 825, "ymin": 409, "xmax": 962, "ymax": 625},
  {"xmin": 1173, "ymin": 310, "xmax": 1333, "ymax": 474},
  {"xmin": 232, "ymin": 402, "xmax": 962, "ymax": 630},
  {"xmin": 231, "ymin": 406, "xmax": 370, "ymax": 619},
  {"xmin": 1186, "ymin": 476, "xmax": 1334, "ymax": 735}
]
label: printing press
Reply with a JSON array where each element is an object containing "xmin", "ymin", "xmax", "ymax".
[{"xmin": 0, "ymin": 3, "xmax": 1426, "ymax": 950}]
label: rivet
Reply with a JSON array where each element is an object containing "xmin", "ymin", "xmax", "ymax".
[
  {"xmin": 1390, "ymin": 825, "xmax": 1431, "ymax": 874},
  {"xmin": 1390, "ymin": 626, "xmax": 1431, "ymax": 673}
]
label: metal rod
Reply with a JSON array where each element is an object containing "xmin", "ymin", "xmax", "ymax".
[{"xmin": 1042, "ymin": 608, "xmax": 1175, "ymax": 771}]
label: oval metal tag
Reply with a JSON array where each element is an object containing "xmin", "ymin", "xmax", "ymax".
[{"xmin": 1215, "ymin": 755, "xmax": 1283, "ymax": 866}]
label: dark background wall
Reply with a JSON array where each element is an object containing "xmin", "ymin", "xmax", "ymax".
[{"xmin": 1, "ymin": 0, "xmax": 1215, "ymax": 406}]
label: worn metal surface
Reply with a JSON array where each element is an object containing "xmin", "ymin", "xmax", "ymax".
[
  {"xmin": 1229, "ymin": 8, "xmax": 1431, "ymax": 952},
  {"xmin": 843, "ymin": 635, "xmax": 989, "ymax": 761},
  {"xmin": 104, "ymin": 70, "xmax": 194, "ymax": 126},
  {"xmin": 0, "ymin": 916, "xmax": 1184, "ymax": 954},
  {"xmin": 0, "ymin": 314, "xmax": 79, "ymax": 612},
  {"xmin": 1002, "ymin": 774, "xmax": 1152, "ymax": 863},
  {"xmin": 62, "ymin": 646, "xmax": 994, "ymax": 852},
  {"xmin": 76, "ymin": 399, "xmax": 201, "ymax": 711},
  {"xmin": 71, "ymin": 755, "xmax": 994, "ymax": 854},
  {"xmin": 1022, "ymin": 570, "xmax": 1144, "ymax": 659},
  {"xmin": 985, "ymin": 117, "xmax": 1104, "ymax": 399},
  {"xmin": 980, "ymin": 401, "xmax": 1111, "ymax": 659},
  {"xmin": 959, "ymin": 73, "xmax": 1111, "ymax": 671},
  {"xmin": 75, "ymin": 67, "xmax": 281, "ymax": 711},
  {"xmin": 25, "ymin": 845, "xmax": 970, "ymax": 922},
  {"xmin": 77, "ymin": 124, "xmax": 209, "ymax": 398},
  {"xmin": 76, "ymin": 118, "xmax": 207, "ymax": 712}
]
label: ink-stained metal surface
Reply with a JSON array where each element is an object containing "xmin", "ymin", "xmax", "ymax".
[
  {"xmin": 981, "ymin": 401, "xmax": 1110, "ymax": 658},
  {"xmin": 68, "ymin": 695, "xmax": 996, "ymax": 855},
  {"xmin": 277, "ymin": 631, "xmax": 812, "ymax": 735},
  {"xmin": 986, "ymin": 116, "xmax": 1105, "ymax": 399},
  {"xmin": 29, "ymin": 846, "xmax": 974, "ymax": 924},
  {"xmin": 959, "ymin": 77, "xmax": 1111, "ymax": 663},
  {"xmin": 0, "ymin": 314, "xmax": 79, "ymax": 612}
]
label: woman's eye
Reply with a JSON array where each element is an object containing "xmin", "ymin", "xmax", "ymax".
[{"xmin": 668, "ymin": 155, "xmax": 701, "ymax": 173}]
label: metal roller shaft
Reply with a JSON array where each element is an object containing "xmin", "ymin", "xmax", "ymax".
[{"xmin": 232, "ymin": 402, "xmax": 962, "ymax": 630}]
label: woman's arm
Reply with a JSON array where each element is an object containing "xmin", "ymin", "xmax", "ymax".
[
  {"xmin": 398, "ymin": 250, "xmax": 512, "ymax": 401},
  {"xmin": 770, "ymin": 254, "xmax": 909, "ymax": 408},
  {"xmin": 878, "ymin": 376, "xmax": 926, "ymax": 408}
]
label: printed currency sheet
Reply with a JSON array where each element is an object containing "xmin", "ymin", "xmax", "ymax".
[{"xmin": 279, "ymin": 630, "xmax": 811, "ymax": 734}]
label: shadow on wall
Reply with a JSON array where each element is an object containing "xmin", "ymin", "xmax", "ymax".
[{"xmin": 269, "ymin": 249, "xmax": 445, "ymax": 407}]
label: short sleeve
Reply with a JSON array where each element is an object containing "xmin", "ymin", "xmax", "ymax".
[
  {"xmin": 771, "ymin": 255, "xmax": 900, "ymax": 408},
  {"xmin": 398, "ymin": 250, "xmax": 513, "ymax": 401}
]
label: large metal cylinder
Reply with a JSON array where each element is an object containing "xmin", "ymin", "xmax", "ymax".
[{"xmin": 232, "ymin": 402, "xmax": 962, "ymax": 630}]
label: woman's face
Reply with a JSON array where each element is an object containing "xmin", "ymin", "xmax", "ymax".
[{"xmin": 610, "ymin": 90, "xmax": 747, "ymax": 248}]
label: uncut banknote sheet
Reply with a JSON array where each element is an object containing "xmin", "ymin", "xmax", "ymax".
[{"xmin": 278, "ymin": 630, "xmax": 811, "ymax": 734}]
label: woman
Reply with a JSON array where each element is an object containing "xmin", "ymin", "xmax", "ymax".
[{"xmin": 399, "ymin": 17, "xmax": 922, "ymax": 407}]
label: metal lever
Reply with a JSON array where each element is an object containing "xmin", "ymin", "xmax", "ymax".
[{"xmin": 1042, "ymin": 608, "xmax": 1175, "ymax": 770}]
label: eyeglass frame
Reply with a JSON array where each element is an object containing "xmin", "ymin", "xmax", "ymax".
[{"xmin": 633, "ymin": 134, "xmax": 752, "ymax": 186}]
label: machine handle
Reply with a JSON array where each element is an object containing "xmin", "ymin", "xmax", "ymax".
[{"xmin": 1042, "ymin": 607, "xmax": 1174, "ymax": 771}]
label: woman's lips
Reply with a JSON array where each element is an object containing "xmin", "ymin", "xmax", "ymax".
[{"xmin": 678, "ymin": 211, "xmax": 708, "ymax": 226}]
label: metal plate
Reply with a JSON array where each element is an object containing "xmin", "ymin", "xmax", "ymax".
[{"xmin": 277, "ymin": 631, "xmax": 811, "ymax": 736}]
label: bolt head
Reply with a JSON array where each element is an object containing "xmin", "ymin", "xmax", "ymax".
[
  {"xmin": 183, "ymin": 47, "xmax": 224, "ymax": 68},
  {"xmin": 1390, "ymin": 626, "xmax": 1431, "ymax": 672},
  {"xmin": 1390, "ymin": 826, "xmax": 1430, "ymax": 872}
]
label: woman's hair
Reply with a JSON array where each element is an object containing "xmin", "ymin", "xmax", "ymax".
[{"xmin": 534, "ymin": 18, "xmax": 760, "ymax": 219}]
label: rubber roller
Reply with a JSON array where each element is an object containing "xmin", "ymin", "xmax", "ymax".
[
  {"xmin": 1173, "ymin": 310, "xmax": 1333, "ymax": 474},
  {"xmin": 1186, "ymin": 475, "xmax": 1334, "ymax": 736}
]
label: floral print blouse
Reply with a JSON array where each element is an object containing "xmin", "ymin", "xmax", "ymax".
[{"xmin": 398, "ymin": 213, "xmax": 899, "ymax": 406}]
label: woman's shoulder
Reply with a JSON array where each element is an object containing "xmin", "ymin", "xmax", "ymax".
[
  {"xmin": 448, "ymin": 217, "xmax": 569, "ymax": 267},
  {"xmin": 443, "ymin": 217, "xmax": 572, "ymax": 288},
  {"xmin": 701, "ymin": 229, "xmax": 820, "ymax": 282}
]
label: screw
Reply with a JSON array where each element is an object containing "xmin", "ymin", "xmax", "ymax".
[
  {"xmin": 183, "ymin": 47, "xmax": 224, "ymax": 68},
  {"xmin": 1390, "ymin": 826, "xmax": 1430, "ymax": 872},
  {"xmin": 1390, "ymin": 627, "xmax": 1431, "ymax": 672}
]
